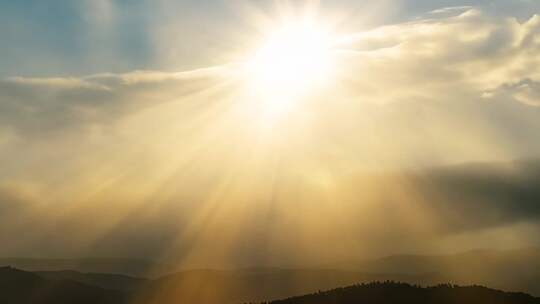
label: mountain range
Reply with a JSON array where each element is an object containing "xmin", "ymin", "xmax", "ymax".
[
  {"xmin": 1, "ymin": 267, "xmax": 539, "ymax": 304},
  {"xmin": 1, "ymin": 248, "xmax": 540, "ymax": 303}
]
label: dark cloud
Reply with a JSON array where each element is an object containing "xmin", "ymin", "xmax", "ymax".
[{"xmin": 413, "ymin": 160, "xmax": 540, "ymax": 233}]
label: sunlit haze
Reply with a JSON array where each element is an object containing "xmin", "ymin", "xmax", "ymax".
[{"xmin": 1, "ymin": 1, "xmax": 540, "ymax": 303}]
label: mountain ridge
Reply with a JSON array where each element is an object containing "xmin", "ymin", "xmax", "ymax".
[
  {"xmin": 1, "ymin": 265, "xmax": 539, "ymax": 304},
  {"xmin": 264, "ymin": 282, "xmax": 540, "ymax": 304}
]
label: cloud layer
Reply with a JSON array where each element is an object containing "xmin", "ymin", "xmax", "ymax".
[{"xmin": 0, "ymin": 7, "xmax": 540, "ymax": 265}]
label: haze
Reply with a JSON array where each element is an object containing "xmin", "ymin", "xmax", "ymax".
[{"xmin": 1, "ymin": 0, "xmax": 540, "ymax": 273}]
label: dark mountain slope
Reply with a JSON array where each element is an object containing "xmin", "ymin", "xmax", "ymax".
[
  {"xmin": 267, "ymin": 282, "xmax": 540, "ymax": 304},
  {"xmin": 0, "ymin": 267, "xmax": 126, "ymax": 304}
]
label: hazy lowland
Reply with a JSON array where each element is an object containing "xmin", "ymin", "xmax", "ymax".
[{"xmin": 1, "ymin": 1, "xmax": 540, "ymax": 303}]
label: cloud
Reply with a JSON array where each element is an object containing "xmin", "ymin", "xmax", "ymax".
[
  {"xmin": 0, "ymin": 67, "xmax": 231, "ymax": 138},
  {"xmin": 339, "ymin": 9, "xmax": 540, "ymax": 106},
  {"xmin": 412, "ymin": 160, "xmax": 540, "ymax": 233},
  {"xmin": 429, "ymin": 6, "xmax": 474, "ymax": 15},
  {"xmin": 1, "ymin": 8, "xmax": 539, "ymax": 167},
  {"xmin": 484, "ymin": 79, "xmax": 540, "ymax": 106},
  {"xmin": 3, "ymin": 8, "xmax": 539, "ymax": 137}
]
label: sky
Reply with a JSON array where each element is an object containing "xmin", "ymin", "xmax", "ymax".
[
  {"xmin": 0, "ymin": 0, "xmax": 540, "ymax": 267},
  {"xmin": 1, "ymin": 0, "xmax": 539, "ymax": 76}
]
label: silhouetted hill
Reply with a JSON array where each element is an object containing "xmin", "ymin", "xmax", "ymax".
[
  {"xmin": 265, "ymin": 282, "xmax": 540, "ymax": 304},
  {"xmin": 329, "ymin": 248, "xmax": 540, "ymax": 296},
  {"xmin": 0, "ymin": 258, "xmax": 166, "ymax": 277},
  {"xmin": 0, "ymin": 266, "xmax": 126, "ymax": 304}
]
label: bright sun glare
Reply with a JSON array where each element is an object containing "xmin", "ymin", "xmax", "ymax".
[{"xmin": 246, "ymin": 20, "xmax": 335, "ymax": 103}]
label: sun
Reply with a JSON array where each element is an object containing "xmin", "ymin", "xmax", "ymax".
[{"xmin": 245, "ymin": 20, "xmax": 336, "ymax": 103}]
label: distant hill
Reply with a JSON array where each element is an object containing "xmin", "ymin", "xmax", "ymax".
[
  {"xmin": 0, "ymin": 266, "xmax": 126, "ymax": 304},
  {"xmin": 266, "ymin": 282, "xmax": 540, "ymax": 304},
  {"xmin": 0, "ymin": 258, "xmax": 167, "ymax": 277},
  {"xmin": 35, "ymin": 270, "xmax": 146, "ymax": 291}
]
